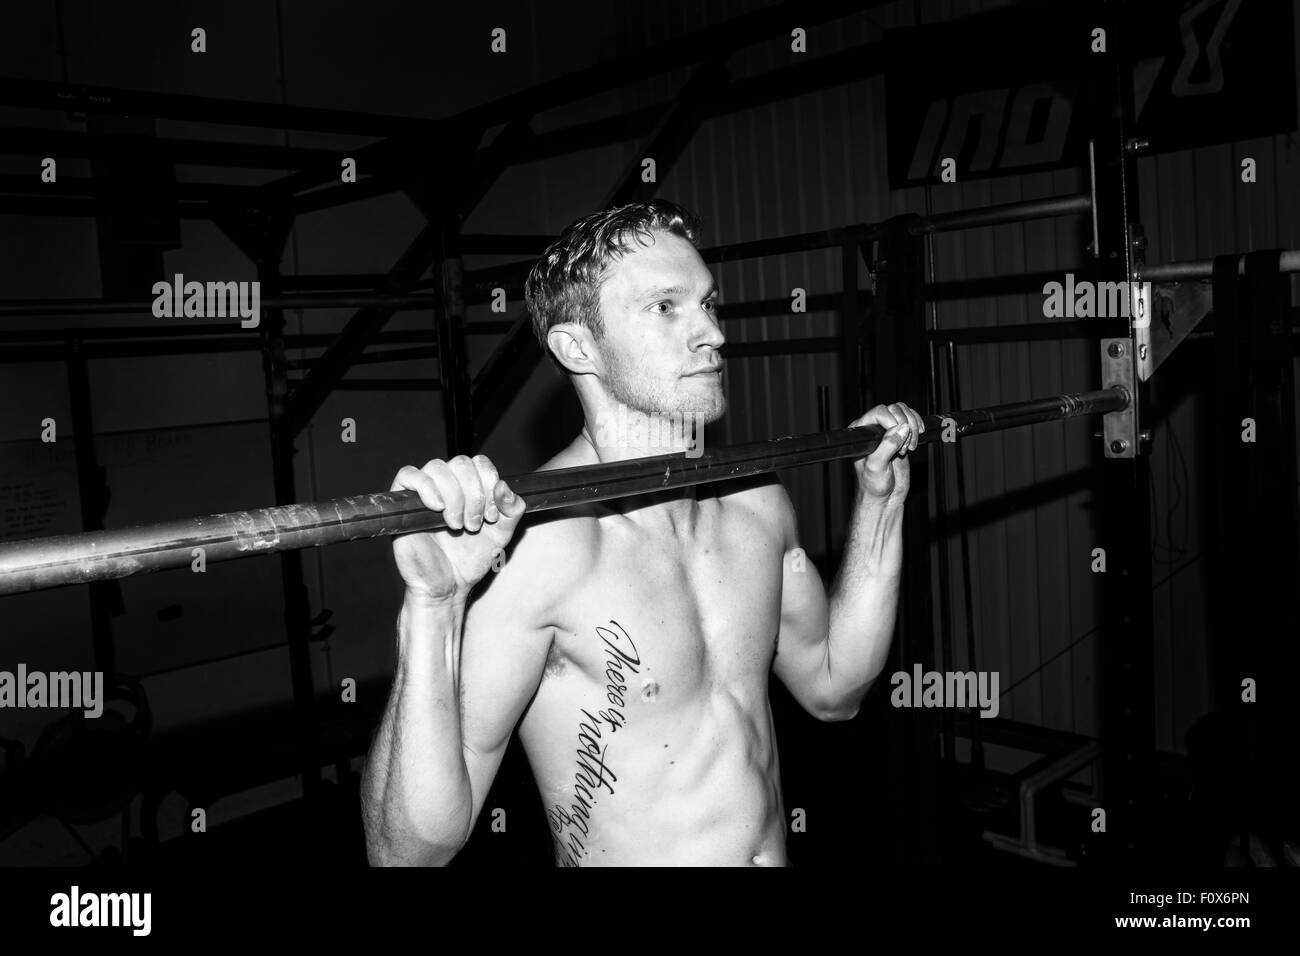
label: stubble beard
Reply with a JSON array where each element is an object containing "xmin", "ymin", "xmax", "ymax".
[{"xmin": 604, "ymin": 346, "xmax": 726, "ymax": 426}]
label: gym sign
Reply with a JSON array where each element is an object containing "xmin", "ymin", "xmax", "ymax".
[{"xmin": 884, "ymin": 0, "xmax": 1296, "ymax": 188}]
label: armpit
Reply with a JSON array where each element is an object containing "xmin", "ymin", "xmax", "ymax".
[{"xmin": 543, "ymin": 637, "xmax": 567, "ymax": 678}]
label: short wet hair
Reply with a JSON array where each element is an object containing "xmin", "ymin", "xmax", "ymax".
[{"xmin": 523, "ymin": 199, "xmax": 702, "ymax": 368}]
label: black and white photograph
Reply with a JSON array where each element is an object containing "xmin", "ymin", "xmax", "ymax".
[{"xmin": 0, "ymin": 0, "xmax": 1296, "ymax": 936}]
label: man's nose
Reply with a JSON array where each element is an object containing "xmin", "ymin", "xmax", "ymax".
[{"xmin": 692, "ymin": 309, "xmax": 725, "ymax": 350}]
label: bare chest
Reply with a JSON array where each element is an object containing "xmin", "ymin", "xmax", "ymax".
[{"xmin": 545, "ymin": 504, "xmax": 786, "ymax": 705}]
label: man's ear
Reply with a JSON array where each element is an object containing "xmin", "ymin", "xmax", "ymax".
[{"xmin": 547, "ymin": 323, "xmax": 600, "ymax": 375}]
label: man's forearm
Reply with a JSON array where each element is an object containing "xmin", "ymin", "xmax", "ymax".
[
  {"xmin": 824, "ymin": 490, "xmax": 906, "ymax": 711},
  {"xmin": 361, "ymin": 594, "xmax": 473, "ymax": 866}
]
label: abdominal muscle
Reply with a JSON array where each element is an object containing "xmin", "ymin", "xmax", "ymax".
[{"xmin": 520, "ymin": 672, "xmax": 788, "ymax": 867}]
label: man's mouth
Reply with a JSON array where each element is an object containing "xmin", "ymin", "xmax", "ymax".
[{"xmin": 685, "ymin": 365, "xmax": 723, "ymax": 377}]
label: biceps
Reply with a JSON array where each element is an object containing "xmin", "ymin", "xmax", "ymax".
[
  {"xmin": 773, "ymin": 551, "xmax": 830, "ymax": 678},
  {"xmin": 458, "ymin": 620, "xmax": 552, "ymax": 808}
]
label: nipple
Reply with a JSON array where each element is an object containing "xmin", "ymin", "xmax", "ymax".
[{"xmin": 640, "ymin": 678, "xmax": 659, "ymax": 702}]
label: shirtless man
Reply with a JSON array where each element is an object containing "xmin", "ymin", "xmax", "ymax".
[{"xmin": 361, "ymin": 200, "xmax": 923, "ymax": 866}]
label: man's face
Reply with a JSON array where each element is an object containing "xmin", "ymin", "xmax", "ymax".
[{"xmin": 593, "ymin": 230, "xmax": 726, "ymax": 423}]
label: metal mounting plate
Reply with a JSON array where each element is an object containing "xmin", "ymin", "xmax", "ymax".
[{"xmin": 1101, "ymin": 338, "xmax": 1136, "ymax": 459}]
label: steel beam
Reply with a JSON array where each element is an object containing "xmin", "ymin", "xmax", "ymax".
[
  {"xmin": 283, "ymin": 227, "xmax": 442, "ymax": 436},
  {"xmin": 0, "ymin": 77, "xmax": 434, "ymax": 137}
]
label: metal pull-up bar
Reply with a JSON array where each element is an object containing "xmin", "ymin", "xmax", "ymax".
[
  {"xmin": 1137, "ymin": 250, "xmax": 1300, "ymax": 282},
  {"xmin": 0, "ymin": 386, "xmax": 1129, "ymax": 597}
]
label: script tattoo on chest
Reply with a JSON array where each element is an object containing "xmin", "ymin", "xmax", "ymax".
[{"xmin": 546, "ymin": 619, "xmax": 641, "ymax": 867}]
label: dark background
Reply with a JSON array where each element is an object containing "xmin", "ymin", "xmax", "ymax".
[{"xmin": 0, "ymin": 0, "xmax": 1297, "ymax": 868}]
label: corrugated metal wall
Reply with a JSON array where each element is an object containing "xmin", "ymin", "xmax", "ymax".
[{"xmin": 616, "ymin": 0, "xmax": 1300, "ymax": 754}]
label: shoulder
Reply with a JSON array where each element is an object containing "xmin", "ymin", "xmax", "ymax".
[
  {"xmin": 716, "ymin": 472, "xmax": 797, "ymax": 549},
  {"xmin": 469, "ymin": 441, "xmax": 602, "ymax": 620},
  {"xmin": 523, "ymin": 439, "xmax": 606, "ymax": 559}
]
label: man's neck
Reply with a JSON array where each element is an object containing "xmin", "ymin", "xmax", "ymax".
[
  {"xmin": 573, "ymin": 426, "xmax": 704, "ymax": 531},
  {"xmin": 580, "ymin": 414, "xmax": 698, "ymax": 462}
]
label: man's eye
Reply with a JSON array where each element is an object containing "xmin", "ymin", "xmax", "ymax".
[
  {"xmin": 703, "ymin": 298, "xmax": 717, "ymax": 312},
  {"xmin": 653, "ymin": 301, "xmax": 673, "ymax": 314}
]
